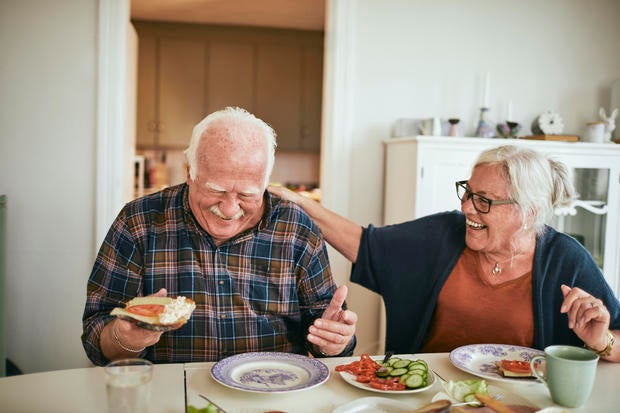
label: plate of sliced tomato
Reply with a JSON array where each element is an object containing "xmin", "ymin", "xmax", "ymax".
[{"xmin": 335, "ymin": 354, "xmax": 436, "ymax": 394}]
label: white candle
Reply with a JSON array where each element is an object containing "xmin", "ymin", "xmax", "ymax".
[
  {"xmin": 483, "ymin": 72, "xmax": 490, "ymax": 108},
  {"xmin": 507, "ymin": 100, "xmax": 513, "ymax": 120}
]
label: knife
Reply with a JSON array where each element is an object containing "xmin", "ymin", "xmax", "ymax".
[{"xmin": 198, "ymin": 394, "xmax": 228, "ymax": 413}]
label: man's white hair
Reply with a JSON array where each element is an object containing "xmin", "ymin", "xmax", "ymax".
[{"xmin": 184, "ymin": 107, "xmax": 277, "ymax": 185}]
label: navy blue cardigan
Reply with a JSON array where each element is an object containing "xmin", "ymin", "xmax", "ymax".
[{"xmin": 351, "ymin": 211, "xmax": 620, "ymax": 353}]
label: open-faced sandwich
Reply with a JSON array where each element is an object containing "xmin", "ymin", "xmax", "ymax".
[
  {"xmin": 495, "ymin": 359, "xmax": 534, "ymax": 378},
  {"xmin": 111, "ymin": 296, "xmax": 196, "ymax": 331}
]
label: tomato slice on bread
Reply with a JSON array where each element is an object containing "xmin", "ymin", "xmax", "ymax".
[
  {"xmin": 126, "ymin": 304, "xmax": 165, "ymax": 317},
  {"xmin": 497, "ymin": 359, "xmax": 534, "ymax": 377}
]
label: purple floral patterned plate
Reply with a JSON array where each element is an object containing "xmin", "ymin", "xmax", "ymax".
[
  {"xmin": 449, "ymin": 344, "xmax": 544, "ymax": 383},
  {"xmin": 210, "ymin": 352, "xmax": 330, "ymax": 393}
]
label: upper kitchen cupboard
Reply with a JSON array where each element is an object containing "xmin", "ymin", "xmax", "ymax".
[
  {"xmin": 383, "ymin": 136, "xmax": 620, "ymax": 299},
  {"xmin": 133, "ymin": 21, "xmax": 323, "ymax": 152}
]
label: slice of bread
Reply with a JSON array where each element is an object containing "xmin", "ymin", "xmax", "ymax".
[{"xmin": 111, "ymin": 296, "xmax": 195, "ymax": 331}]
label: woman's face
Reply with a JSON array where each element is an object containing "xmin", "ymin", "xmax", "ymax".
[{"xmin": 462, "ymin": 163, "xmax": 524, "ymax": 255}]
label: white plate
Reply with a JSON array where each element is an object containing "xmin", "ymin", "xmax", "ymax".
[
  {"xmin": 338, "ymin": 364, "xmax": 435, "ymax": 394},
  {"xmin": 332, "ymin": 397, "xmax": 414, "ymax": 413},
  {"xmin": 449, "ymin": 344, "xmax": 544, "ymax": 383},
  {"xmin": 210, "ymin": 352, "xmax": 329, "ymax": 393}
]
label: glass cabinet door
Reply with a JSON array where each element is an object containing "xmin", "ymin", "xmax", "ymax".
[{"xmin": 552, "ymin": 168, "xmax": 609, "ymax": 269}]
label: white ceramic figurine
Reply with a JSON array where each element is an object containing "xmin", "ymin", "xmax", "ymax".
[{"xmin": 599, "ymin": 107, "xmax": 618, "ymax": 142}]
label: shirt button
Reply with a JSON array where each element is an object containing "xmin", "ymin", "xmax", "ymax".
[
  {"xmin": 218, "ymin": 280, "xmax": 224, "ymax": 285},
  {"xmin": 220, "ymin": 314, "xmax": 226, "ymax": 319}
]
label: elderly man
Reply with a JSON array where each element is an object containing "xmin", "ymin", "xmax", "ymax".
[{"xmin": 82, "ymin": 107, "xmax": 357, "ymax": 365}]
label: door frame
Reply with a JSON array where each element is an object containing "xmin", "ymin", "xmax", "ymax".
[{"xmin": 96, "ymin": 0, "xmax": 356, "ymax": 268}]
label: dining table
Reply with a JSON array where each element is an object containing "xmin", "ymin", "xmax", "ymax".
[{"xmin": 0, "ymin": 352, "xmax": 616, "ymax": 413}]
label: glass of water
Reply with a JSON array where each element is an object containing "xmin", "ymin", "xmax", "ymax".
[{"xmin": 105, "ymin": 358, "xmax": 153, "ymax": 413}]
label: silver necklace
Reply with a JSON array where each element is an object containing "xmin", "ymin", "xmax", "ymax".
[{"xmin": 483, "ymin": 253, "xmax": 512, "ymax": 276}]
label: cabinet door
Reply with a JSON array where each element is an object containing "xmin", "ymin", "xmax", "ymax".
[
  {"xmin": 207, "ymin": 41, "xmax": 254, "ymax": 113},
  {"xmin": 256, "ymin": 43, "xmax": 302, "ymax": 151},
  {"xmin": 158, "ymin": 39, "xmax": 206, "ymax": 148},
  {"xmin": 300, "ymin": 45, "xmax": 323, "ymax": 153},
  {"xmin": 136, "ymin": 35, "xmax": 157, "ymax": 147},
  {"xmin": 417, "ymin": 147, "xmax": 479, "ymax": 217}
]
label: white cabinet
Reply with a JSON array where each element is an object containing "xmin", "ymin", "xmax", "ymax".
[{"xmin": 383, "ymin": 136, "xmax": 620, "ymax": 297}]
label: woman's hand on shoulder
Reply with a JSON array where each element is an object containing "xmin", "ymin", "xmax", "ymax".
[{"xmin": 268, "ymin": 185, "xmax": 303, "ymax": 204}]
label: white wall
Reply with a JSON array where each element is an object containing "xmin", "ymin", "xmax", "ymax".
[
  {"xmin": 0, "ymin": 1, "xmax": 97, "ymax": 372},
  {"xmin": 345, "ymin": 0, "xmax": 620, "ymax": 226},
  {"xmin": 326, "ymin": 0, "xmax": 620, "ymax": 354}
]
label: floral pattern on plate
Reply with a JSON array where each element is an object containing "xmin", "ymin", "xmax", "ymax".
[
  {"xmin": 210, "ymin": 352, "xmax": 329, "ymax": 393},
  {"xmin": 450, "ymin": 344, "xmax": 544, "ymax": 383}
]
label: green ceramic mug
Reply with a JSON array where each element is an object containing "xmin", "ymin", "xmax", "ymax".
[{"xmin": 530, "ymin": 345, "xmax": 599, "ymax": 408}]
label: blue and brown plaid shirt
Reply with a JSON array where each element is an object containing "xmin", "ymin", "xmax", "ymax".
[{"xmin": 82, "ymin": 184, "xmax": 349, "ymax": 365}]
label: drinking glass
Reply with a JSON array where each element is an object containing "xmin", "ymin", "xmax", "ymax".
[{"xmin": 105, "ymin": 358, "xmax": 153, "ymax": 413}]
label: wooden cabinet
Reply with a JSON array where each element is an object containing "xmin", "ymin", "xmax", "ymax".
[
  {"xmin": 134, "ymin": 22, "xmax": 323, "ymax": 152},
  {"xmin": 206, "ymin": 41, "xmax": 254, "ymax": 112},
  {"xmin": 256, "ymin": 43, "xmax": 302, "ymax": 151},
  {"xmin": 136, "ymin": 36, "xmax": 206, "ymax": 148},
  {"xmin": 383, "ymin": 136, "xmax": 620, "ymax": 298},
  {"xmin": 158, "ymin": 39, "xmax": 206, "ymax": 148}
]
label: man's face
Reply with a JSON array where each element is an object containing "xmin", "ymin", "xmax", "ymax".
[{"xmin": 187, "ymin": 125, "xmax": 268, "ymax": 244}]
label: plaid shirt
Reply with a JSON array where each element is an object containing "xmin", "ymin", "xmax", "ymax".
[{"xmin": 82, "ymin": 184, "xmax": 347, "ymax": 366}]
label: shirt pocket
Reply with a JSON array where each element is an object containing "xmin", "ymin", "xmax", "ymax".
[{"xmin": 242, "ymin": 258, "xmax": 298, "ymax": 317}]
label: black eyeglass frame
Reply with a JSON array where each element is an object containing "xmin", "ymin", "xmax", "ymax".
[{"xmin": 455, "ymin": 180, "xmax": 516, "ymax": 214}]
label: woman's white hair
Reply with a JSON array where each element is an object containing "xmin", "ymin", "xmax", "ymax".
[
  {"xmin": 184, "ymin": 107, "xmax": 277, "ymax": 185},
  {"xmin": 474, "ymin": 145, "xmax": 575, "ymax": 235}
]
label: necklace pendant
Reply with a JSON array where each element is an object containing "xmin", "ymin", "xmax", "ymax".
[{"xmin": 492, "ymin": 262, "xmax": 501, "ymax": 276}]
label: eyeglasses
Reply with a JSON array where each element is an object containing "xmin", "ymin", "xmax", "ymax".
[{"xmin": 455, "ymin": 180, "xmax": 515, "ymax": 214}]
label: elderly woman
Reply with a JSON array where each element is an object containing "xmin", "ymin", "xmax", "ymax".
[{"xmin": 269, "ymin": 145, "xmax": 620, "ymax": 362}]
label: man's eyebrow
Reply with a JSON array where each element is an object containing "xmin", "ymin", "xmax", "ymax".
[
  {"xmin": 204, "ymin": 182, "xmax": 261, "ymax": 196},
  {"xmin": 239, "ymin": 189, "xmax": 261, "ymax": 196},
  {"xmin": 205, "ymin": 182, "xmax": 225, "ymax": 192}
]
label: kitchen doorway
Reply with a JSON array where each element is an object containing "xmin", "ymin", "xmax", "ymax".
[
  {"xmin": 98, "ymin": 0, "xmax": 372, "ymax": 354},
  {"xmin": 130, "ymin": 1, "xmax": 325, "ymax": 201}
]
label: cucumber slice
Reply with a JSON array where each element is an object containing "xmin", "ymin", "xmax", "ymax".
[
  {"xmin": 387, "ymin": 357, "xmax": 401, "ymax": 366},
  {"xmin": 399, "ymin": 373, "xmax": 411, "ymax": 384},
  {"xmin": 389, "ymin": 367, "xmax": 408, "ymax": 376},
  {"xmin": 409, "ymin": 361, "xmax": 427, "ymax": 370},
  {"xmin": 375, "ymin": 367, "xmax": 392, "ymax": 377},
  {"xmin": 405, "ymin": 373, "xmax": 426, "ymax": 388},
  {"xmin": 392, "ymin": 359, "xmax": 411, "ymax": 369}
]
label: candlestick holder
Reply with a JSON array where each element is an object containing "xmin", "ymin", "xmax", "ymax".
[
  {"xmin": 496, "ymin": 121, "xmax": 521, "ymax": 139},
  {"xmin": 475, "ymin": 107, "xmax": 495, "ymax": 138},
  {"xmin": 448, "ymin": 118, "xmax": 460, "ymax": 137}
]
